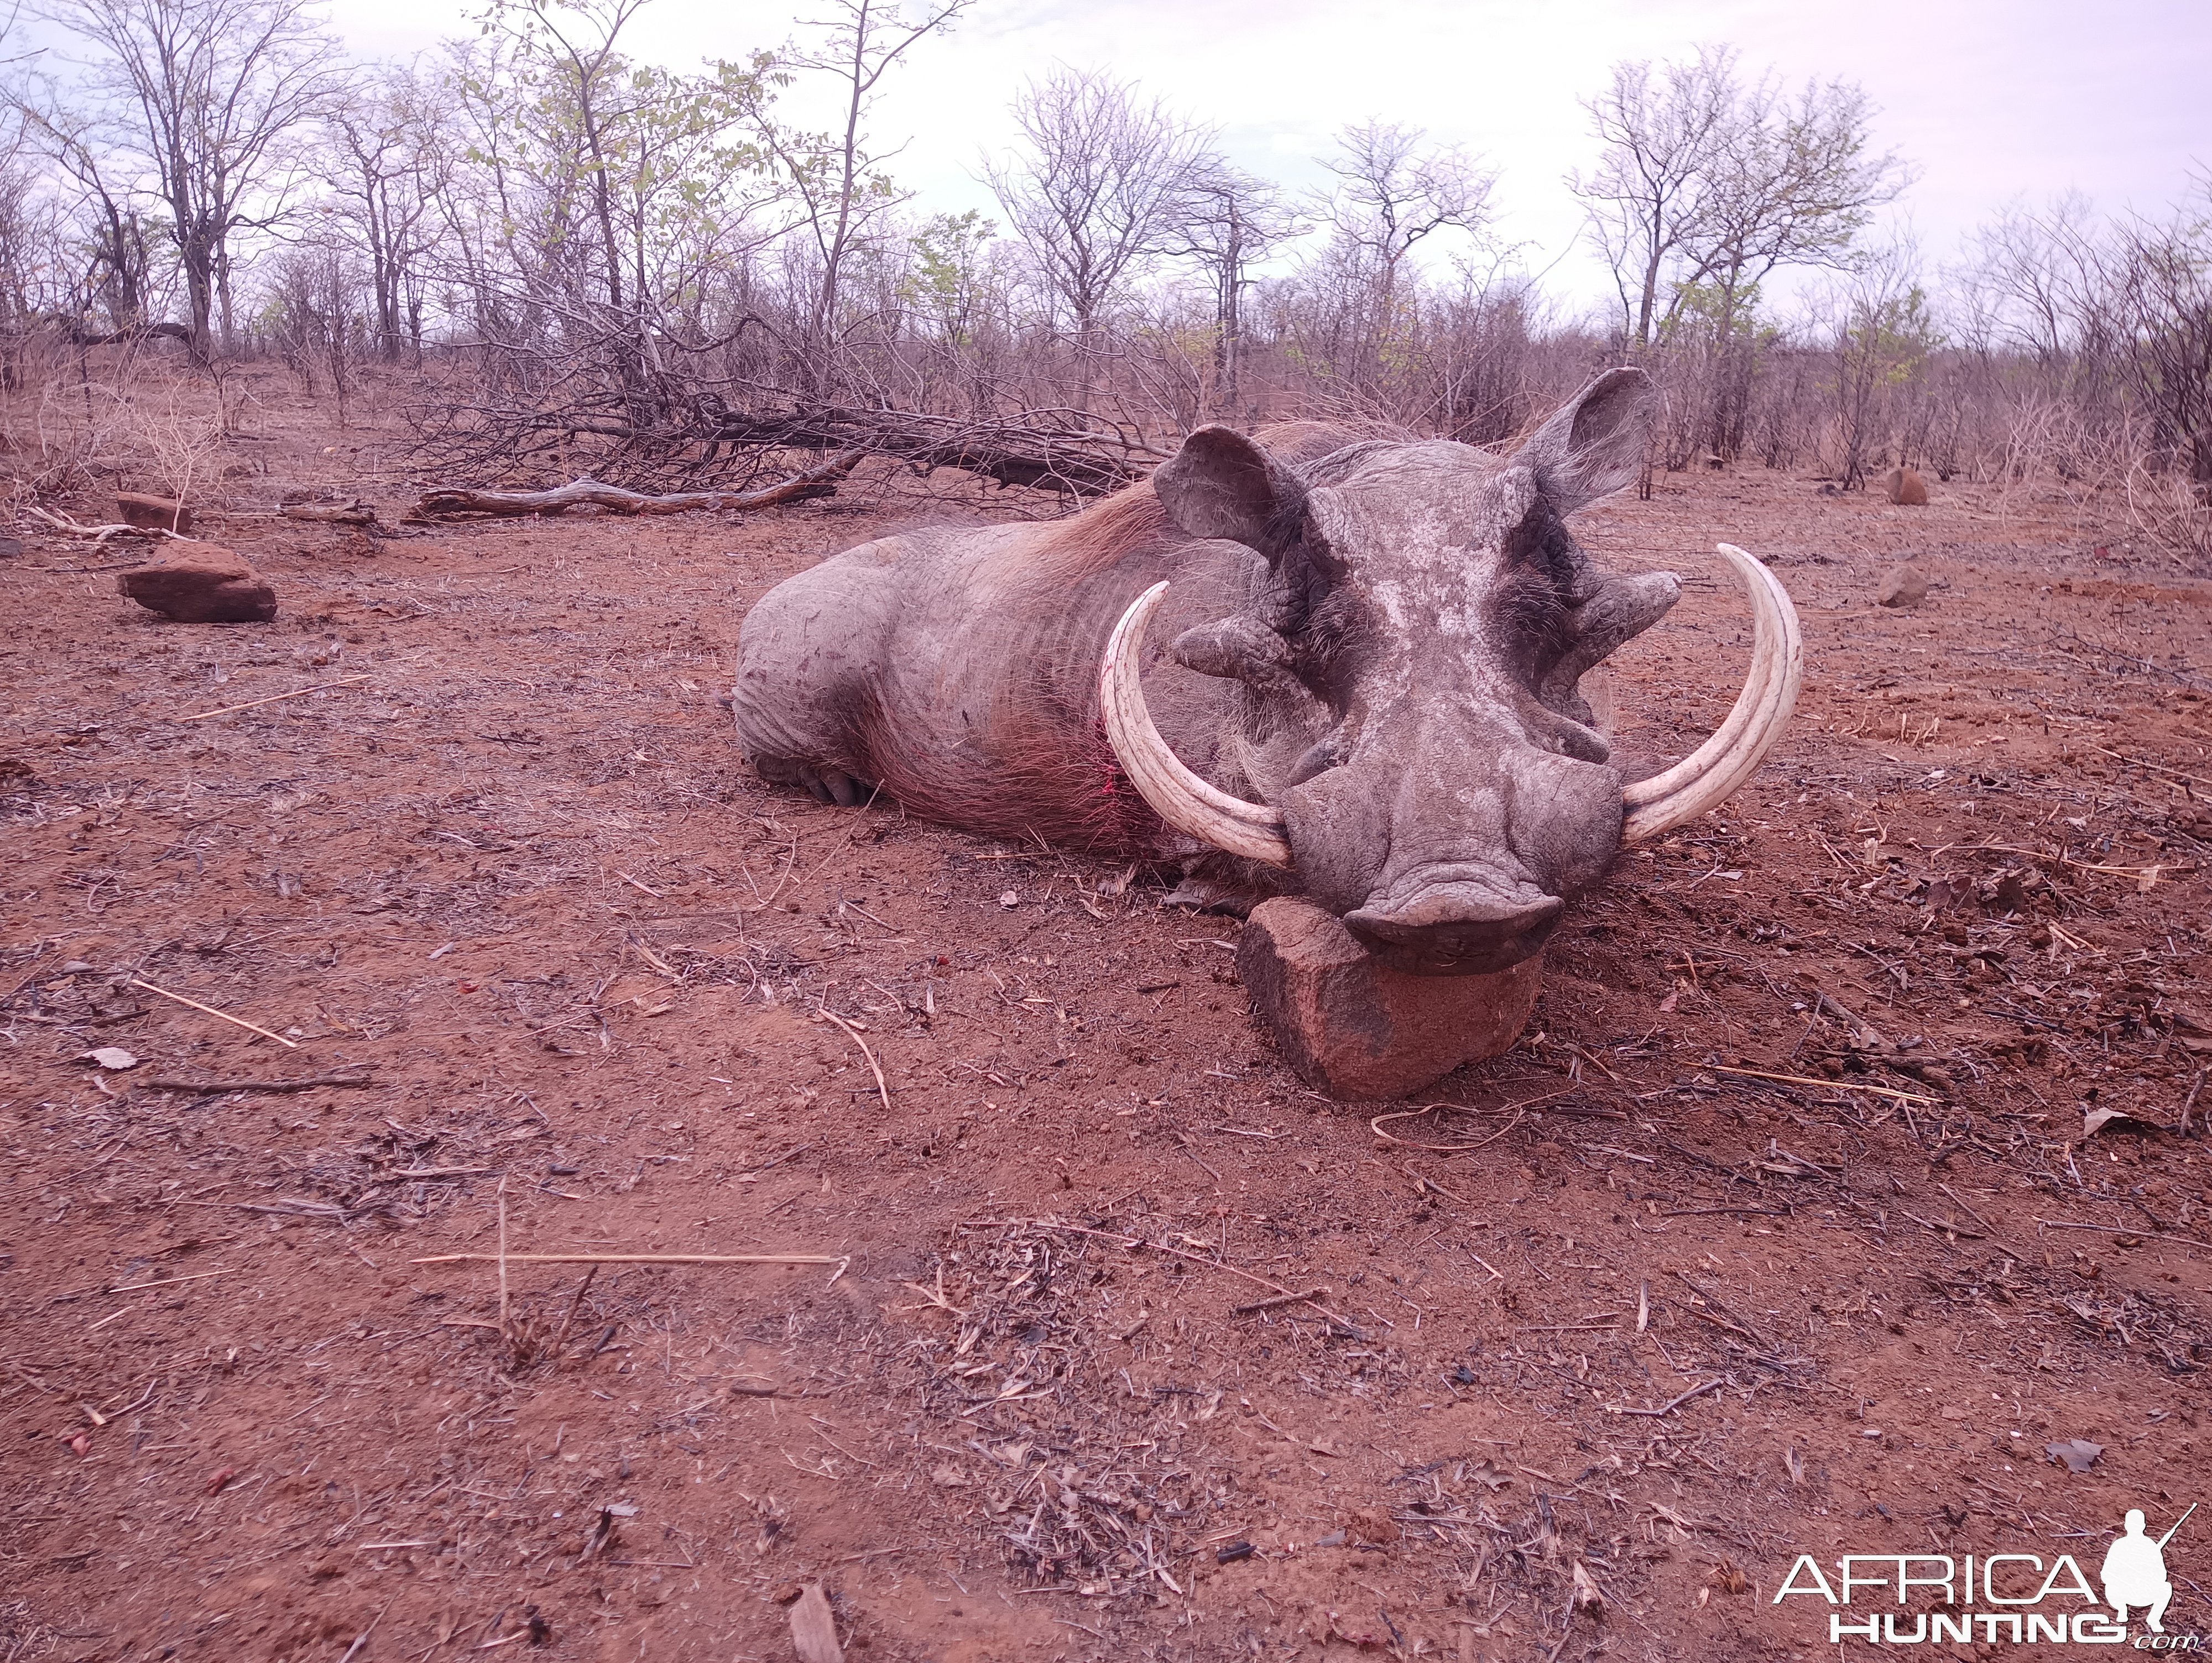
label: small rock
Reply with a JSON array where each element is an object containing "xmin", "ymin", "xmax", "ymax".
[
  {"xmin": 1877, "ymin": 563, "xmax": 1930, "ymax": 609},
  {"xmin": 788, "ymin": 1584, "xmax": 843, "ymax": 1663},
  {"xmin": 1237, "ymin": 898, "xmax": 1541, "ymax": 1100},
  {"xmin": 2045, "ymin": 1437, "xmax": 2103, "ymax": 1473},
  {"xmin": 1882, "ymin": 466, "xmax": 1929, "ymax": 506},
  {"xmin": 1347, "ymin": 1508, "xmax": 1400, "ymax": 1546},
  {"xmin": 118, "ymin": 545, "xmax": 276, "ymax": 623},
  {"xmin": 997, "ymin": 890, "xmax": 1019, "ymax": 908},
  {"xmin": 115, "ymin": 491, "xmax": 193, "ymax": 534},
  {"xmin": 0, "ymin": 535, "xmax": 23, "ymax": 557},
  {"xmin": 79, "ymin": 1047, "xmax": 139, "ymax": 1070}
]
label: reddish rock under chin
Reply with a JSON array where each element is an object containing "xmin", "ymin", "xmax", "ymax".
[{"xmin": 1236, "ymin": 895, "xmax": 1542, "ymax": 1100}]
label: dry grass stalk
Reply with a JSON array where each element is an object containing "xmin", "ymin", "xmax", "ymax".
[
  {"xmin": 181, "ymin": 676, "xmax": 370, "ymax": 721},
  {"xmin": 129, "ymin": 977, "xmax": 299, "ymax": 1048},
  {"xmin": 814, "ymin": 1008, "xmax": 891, "ymax": 1112},
  {"xmin": 410, "ymin": 1252, "xmax": 846, "ymax": 1267},
  {"xmin": 1710, "ymin": 1064, "xmax": 1934, "ymax": 1105}
]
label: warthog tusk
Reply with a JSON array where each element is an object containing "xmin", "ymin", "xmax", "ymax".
[
  {"xmin": 1620, "ymin": 542, "xmax": 1802, "ymax": 843},
  {"xmin": 1100, "ymin": 582, "xmax": 1295, "ymax": 867}
]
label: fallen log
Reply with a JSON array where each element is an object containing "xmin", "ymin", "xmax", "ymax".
[
  {"xmin": 283, "ymin": 500, "xmax": 379, "ymax": 525},
  {"xmin": 413, "ymin": 448, "xmax": 865, "ymax": 520}
]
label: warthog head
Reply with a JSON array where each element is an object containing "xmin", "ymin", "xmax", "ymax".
[{"xmin": 1101, "ymin": 368, "xmax": 1800, "ymax": 975}]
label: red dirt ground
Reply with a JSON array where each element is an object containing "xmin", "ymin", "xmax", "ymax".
[{"xmin": 4, "ymin": 389, "xmax": 2211, "ymax": 1663}]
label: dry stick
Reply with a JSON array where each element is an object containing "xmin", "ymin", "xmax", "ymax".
[
  {"xmin": 1605, "ymin": 1378, "xmax": 1726, "ymax": 1419},
  {"xmin": 181, "ymin": 674, "xmax": 369, "ymax": 721},
  {"xmin": 1937, "ymin": 1183, "xmax": 2028, "ymax": 1257},
  {"xmin": 107, "ymin": 1268, "xmax": 237, "ymax": 1294},
  {"xmin": 337, "ymin": 1600, "xmax": 393, "ymax": 1663},
  {"xmin": 1710, "ymin": 1064, "xmax": 1933, "ymax": 1105},
  {"xmin": 1019, "ymin": 1220, "xmax": 1365, "ymax": 1332},
  {"xmin": 1922, "ymin": 840, "xmax": 2188, "ymax": 883},
  {"xmin": 129, "ymin": 977, "xmax": 298, "ymax": 1048},
  {"xmin": 1230, "ymin": 1287, "xmax": 1332, "ymax": 1317},
  {"xmin": 2180, "ymin": 1066, "xmax": 2208, "ymax": 1139},
  {"xmin": 550, "ymin": 1265, "xmax": 599, "ymax": 1363},
  {"xmin": 815, "ymin": 1008, "xmax": 890, "ymax": 1112},
  {"xmin": 410, "ymin": 1252, "xmax": 845, "ymax": 1267},
  {"xmin": 495, "ymin": 1178, "xmax": 510, "ymax": 1343},
  {"xmin": 142, "ymin": 1073, "xmax": 369, "ymax": 1094},
  {"xmin": 2037, "ymin": 1219, "xmax": 2210, "ymax": 1248},
  {"xmin": 2091, "ymin": 745, "xmax": 2212, "ymax": 789}
]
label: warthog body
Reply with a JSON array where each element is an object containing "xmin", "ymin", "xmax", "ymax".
[{"xmin": 734, "ymin": 369, "xmax": 1797, "ymax": 976}]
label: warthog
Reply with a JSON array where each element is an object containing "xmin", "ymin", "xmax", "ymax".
[{"xmin": 733, "ymin": 368, "xmax": 1800, "ymax": 975}]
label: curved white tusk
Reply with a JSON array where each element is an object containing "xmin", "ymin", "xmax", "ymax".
[
  {"xmin": 1099, "ymin": 582, "xmax": 1295, "ymax": 867},
  {"xmin": 1620, "ymin": 542, "xmax": 1802, "ymax": 843}
]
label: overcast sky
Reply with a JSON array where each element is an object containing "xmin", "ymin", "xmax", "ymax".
[{"xmin": 234, "ymin": 0, "xmax": 2212, "ymax": 317}]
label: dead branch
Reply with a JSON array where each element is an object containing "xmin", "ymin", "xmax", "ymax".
[
  {"xmin": 411, "ymin": 448, "xmax": 865, "ymax": 520},
  {"xmin": 282, "ymin": 501, "xmax": 379, "ymax": 525}
]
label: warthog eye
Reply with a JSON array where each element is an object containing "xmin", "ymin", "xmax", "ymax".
[
  {"xmin": 1285, "ymin": 727, "xmax": 1349, "ymax": 786},
  {"xmin": 1493, "ymin": 567, "xmax": 1571, "ymax": 674}
]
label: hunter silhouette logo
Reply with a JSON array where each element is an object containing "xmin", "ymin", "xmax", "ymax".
[
  {"xmin": 2105, "ymin": 1504, "xmax": 2192, "ymax": 1635},
  {"xmin": 1774, "ymin": 1502, "xmax": 2198, "ymax": 1646}
]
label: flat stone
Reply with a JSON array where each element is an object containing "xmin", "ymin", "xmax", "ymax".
[
  {"xmin": 115, "ymin": 491, "xmax": 192, "ymax": 534},
  {"xmin": 1237, "ymin": 897, "xmax": 1542, "ymax": 1100},
  {"xmin": 1877, "ymin": 562, "xmax": 1930, "ymax": 609},
  {"xmin": 118, "ymin": 545, "xmax": 276, "ymax": 623}
]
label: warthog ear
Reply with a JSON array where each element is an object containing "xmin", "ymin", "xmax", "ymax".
[
  {"xmin": 1515, "ymin": 367, "xmax": 1653, "ymax": 513},
  {"xmin": 1152, "ymin": 427, "xmax": 1297, "ymax": 550}
]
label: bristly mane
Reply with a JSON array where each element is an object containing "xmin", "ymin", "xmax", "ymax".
[{"xmin": 1017, "ymin": 480, "xmax": 1183, "ymax": 587}]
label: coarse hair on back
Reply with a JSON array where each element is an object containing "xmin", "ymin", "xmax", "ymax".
[{"xmin": 1016, "ymin": 480, "xmax": 1184, "ymax": 589}]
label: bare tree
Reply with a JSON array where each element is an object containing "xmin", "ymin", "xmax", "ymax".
[
  {"xmin": 1296, "ymin": 120, "xmax": 1495, "ymax": 402},
  {"xmin": 1674, "ymin": 74, "xmax": 1910, "ymax": 348},
  {"xmin": 1568, "ymin": 46, "xmax": 1734, "ymax": 348},
  {"xmin": 328, "ymin": 65, "xmax": 448, "ymax": 362},
  {"xmin": 771, "ymin": 0, "xmax": 968, "ymax": 393},
  {"xmin": 1316, "ymin": 121, "xmax": 1494, "ymax": 322},
  {"xmin": 1161, "ymin": 160, "xmax": 1297, "ymax": 420},
  {"xmin": 984, "ymin": 67, "xmax": 1211, "ymax": 405},
  {"xmin": 34, "ymin": 0, "xmax": 343, "ymax": 359},
  {"xmin": 1829, "ymin": 239, "xmax": 1937, "ymax": 490}
]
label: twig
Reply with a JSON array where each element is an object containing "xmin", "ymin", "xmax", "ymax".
[
  {"xmin": 2036, "ymin": 1220, "xmax": 2209, "ymax": 1248},
  {"xmin": 815, "ymin": 1007, "xmax": 890, "ymax": 1112},
  {"xmin": 410, "ymin": 1252, "xmax": 846, "ymax": 1267},
  {"xmin": 141, "ymin": 1072, "xmax": 369, "ymax": 1094},
  {"xmin": 2091, "ymin": 745, "xmax": 2212, "ymax": 789},
  {"xmin": 551, "ymin": 1265, "xmax": 599, "ymax": 1362},
  {"xmin": 496, "ymin": 1178, "xmax": 510, "ymax": 1342},
  {"xmin": 1231, "ymin": 1287, "xmax": 1331, "ymax": 1316},
  {"xmin": 107, "ymin": 1268, "xmax": 237, "ymax": 1293},
  {"xmin": 181, "ymin": 675, "xmax": 369, "ymax": 721},
  {"xmin": 1009, "ymin": 1220, "xmax": 1368, "ymax": 1335},
  {"xmin": 1605, "ymin": 1379, "xmax": 1725, "ymax": 1418},
  {"xmin": 1711, "ymin": 1064, "xmax": 1933, "ymax": 1105},
  {"xmin": 1937, "ymin": 1183, "xmax": 2027, "ymax": 1255},
  {"xmin": 337, "ymin": 1600, "xmax": 392, "ymax": 1663},
  {"xmin": 129, "ymin": 977, "xmax": 298, "ymax": 1048}
]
